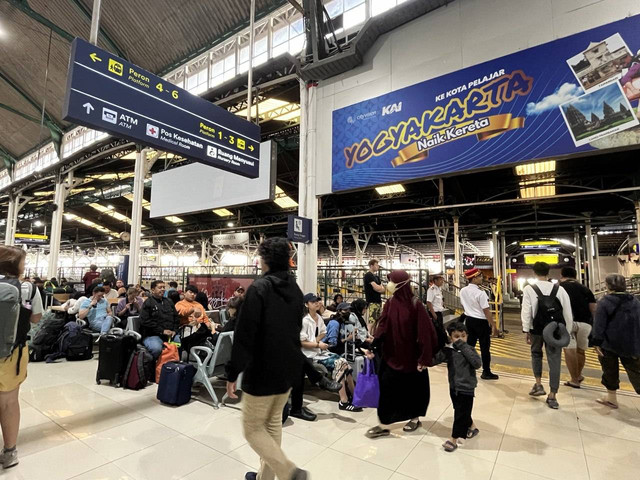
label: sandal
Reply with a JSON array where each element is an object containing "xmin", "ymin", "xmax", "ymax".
[
  {"xmin": 403, "ymin": 420, "xmax": 422, "ymax": 432},
  {"xmin": 442, "ymin": 440, "xmax": 458, "ymax": 452},
  {"xmin": 564, "ymin": 381, "xmax": 581, "ymax": 389},
  {"xmin": 365, "ymin": 426, "xmax": 391, "ymax": 439},
  {"xmin": 467, "ymin": 428, "xmax": 480, "ymax": 439},
  {"xmin": 578, "ymin": 376, "xmax": 585, "ymax": 384},
  {"xmin": 596, "ymin": 398, "xmax": 619, "ymax": 409}
]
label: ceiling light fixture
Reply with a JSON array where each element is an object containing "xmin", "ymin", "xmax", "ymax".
[
  {"xmin": 227, "ymin": 222, "xmax": 234, "ymax": 227},
  {"xmin": 213, "ymin": 208, "xmax": 233, "ymax": 217},
  {"xmin": 375, "ymin": 184, "xmax": 405, "ymax": 195},
  {"xmin": 274, "ymin": 186, "xmax": 298, "ymax": 209}
]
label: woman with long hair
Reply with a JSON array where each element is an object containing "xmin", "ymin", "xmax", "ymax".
[
  {"xmin": 0, "ymin": 246, "xmax": 43, "ymax": 468},
  {"xmin": 365, "ymin": 270, "xmax": 437, "ymax": 437}
]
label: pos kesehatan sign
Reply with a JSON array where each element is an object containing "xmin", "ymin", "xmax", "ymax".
[
  {"xmin": 63, "ymin": 38, "xmax": 260, "ymax": 178},
  {"xmin": 332, "ymin": 14, "xmax": 640, "ymax": 192}
]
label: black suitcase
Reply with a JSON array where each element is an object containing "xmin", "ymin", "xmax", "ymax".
[
  {"xmin": 156, "ymin": 362, "xmax": 196, "ymax": 406},
  {"xmin": 96, "ymin": 332, "xmax": 137, "ymax": 386}
]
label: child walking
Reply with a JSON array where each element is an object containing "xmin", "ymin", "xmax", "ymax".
[{"xmin": 434, "ymin": 322, "xmax": 482, "ymax": 452}]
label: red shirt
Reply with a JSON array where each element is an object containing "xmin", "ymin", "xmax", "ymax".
[{"xmin": 83, "ymin": 271, "xmax": 100, "ymax": 290}]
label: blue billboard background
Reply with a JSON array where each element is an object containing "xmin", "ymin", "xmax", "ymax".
[{"xmin": 332, "ymin": 15, "xmax": 640, "ymax": 192}]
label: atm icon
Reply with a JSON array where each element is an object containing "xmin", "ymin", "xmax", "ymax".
[{"xmin": 102, "ymin": 107, "xmax": 117, "ymax": 124}]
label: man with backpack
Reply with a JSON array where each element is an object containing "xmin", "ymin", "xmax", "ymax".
[{"xmin": 521, "ymin": 262, "xmax": 573, "ymax": 409}]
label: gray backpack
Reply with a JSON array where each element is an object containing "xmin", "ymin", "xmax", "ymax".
[{"xmin": 0, "ymin": 278, "xmax": 35, "ymax": 362}]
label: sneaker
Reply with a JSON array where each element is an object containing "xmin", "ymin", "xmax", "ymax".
[
  {"xmin": 338, "ymin": 401, "xmax": 362, "ymax": 412},
  {"xmin": 0, "ymin": 449, "xmax": 18, "ymax": 469},
  {"xmin": 292, "ymin": 468, "xmax": 309, "ymax": 480},
  {"xmin": 529, "ymin": 383, "xmax": 546, "ymax": 396},
  {"xmin": 318, "ymin": 376, "xmax": 342, "ymax": 393},
  {"xmin": 245, "ymin": 473, "xmax": 257, "ymax": 480},
  {"xmin": 480, "ymin": 371, "xmax": 499, "ymax": 380},
  {"xmin": 546, "ymin": 396, "xmax": 559, "ymax": 409}
]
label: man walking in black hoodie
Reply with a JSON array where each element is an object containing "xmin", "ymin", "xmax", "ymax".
[{"xmin": 226, "ymin": 238, "xmax": 308, "ymax": 480}]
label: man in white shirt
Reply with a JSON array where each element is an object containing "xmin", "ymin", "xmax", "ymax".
[
  {"xmin": 426, "ymin": 275, "xmax": 445, "ymax": 323},
  {"xmin": 521, "ymin": 262, "xmax": 573, "ymax": 409},
  {"xmin": 460, "ymin": 268, "xmax": 500, "ymax": 380}
]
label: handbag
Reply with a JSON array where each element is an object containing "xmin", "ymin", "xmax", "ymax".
[
  {"xmin": 352, "ymin": 358, "xmax": 380, "ymax": 408},
  {"xmin": 155, "ymin": 340, "xmax": 180, "ymax": 382}
]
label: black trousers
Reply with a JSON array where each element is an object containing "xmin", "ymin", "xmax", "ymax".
[
  {"xmin": 291, "ymin": 355, "xmax": 324, "ymax": 411},
  {"xmin": 450, "ymin": 390, "xmax": 474, "ymax": 439},
  {"xmin": 599, "ymin": 348, "xmax": 640, "ymax": 394},
  {"xmin": 465, "ymin": 316, "xmax": 492, "ymax": 373}
]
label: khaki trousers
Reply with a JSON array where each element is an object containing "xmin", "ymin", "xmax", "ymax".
[{"xmin": 242, "ymin": 389, "xmax": 296, "ymax": 480}]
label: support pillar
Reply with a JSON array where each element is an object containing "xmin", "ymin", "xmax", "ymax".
[
  {"xmin": 574, "ymin": 228, "xmax": 582, "ymax": 283},
  {"xmin": 635, "ymin": 200, "xmax": 640, "ymax": 258},
  {"xmin": 128, "ymin": 148, "xmax": 155, "ymax": 285},
  {"xmin": 491, "ymin": 222, "xmax": 499, "ymax": 280},
  {"xmin": 500, "ymin": 232, "xmax": 507, "ymax": 297},
  {"xmin": 4, "ymin": 197, "xmax": 15, "ymax": 246},
  {"xmin": 338, "ymin": 226, "xmax": 343, "ymax": 266},
  {"xmin": 47, "ymin": 172, "xmax": 77, "ymax": 279},
  {"xmin": 585, "ymin": 219, "xmax": 594, "ymax": 289},
  {"xmin": 296, "ymin": 80, "xmax": 319, "ymax": 294},
  {"xmin": 453, "ymin": 216, "xmax": 461, "ymax": 287},
  {"xmin": 593, "ymin": 232, "xmax": 601, "ymax": 289}
]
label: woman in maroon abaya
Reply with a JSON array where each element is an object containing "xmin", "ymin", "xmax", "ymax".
[{"xmin": 365, "ymin": 270, "xmax": 437, "ymax": 437}]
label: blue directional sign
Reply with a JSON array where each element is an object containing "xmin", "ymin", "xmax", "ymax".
[
  {"xmin": 62, "ymin": 38, "xmax": 260, "ymax": 178},
  {"xmin": 287, "ymin": 215, "xmax": 312, "ymax": 244}
]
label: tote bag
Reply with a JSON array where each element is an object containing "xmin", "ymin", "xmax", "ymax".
[
  {"xmin": 352, "ymin": 359, "xmax": 380, "ymax": 408},
  {"xmin": 155, "ymin": 341, "xmax": 179, "ymax": 382}
]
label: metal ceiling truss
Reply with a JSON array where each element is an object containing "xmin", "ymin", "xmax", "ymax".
[
  {"xmin": 66, "ymin": 0, "xmax": 128, "ymax": 58},
  {"xmin": 7, "ymin": 0, "xmax": 74, "ymax": 41},
  {"xmin": 0, "ymin": 145, "xmax": 17, "ymax": 169}
]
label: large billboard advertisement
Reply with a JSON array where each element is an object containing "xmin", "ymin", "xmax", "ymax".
[{"xmin": 331, "ymin": 15, "xmax": 640, "ymax": 192}]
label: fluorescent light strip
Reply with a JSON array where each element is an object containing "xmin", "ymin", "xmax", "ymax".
[
  {"xmin": 213, "ymin": 208, "xmax": 234, "ymax": 217},
  {"xmin": 274, "ymin": 186, "xmax": 298, "ymax": 209},
  {"xmin": 375, "ymin": 184, "xmax": 405, "ymax": 195}
]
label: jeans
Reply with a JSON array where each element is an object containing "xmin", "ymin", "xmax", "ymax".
[
  {"xmin": 143, "ymin": 335, "xmax": 181, "ymax": 360},
  {"xmin": 530, "ymin": 333, "xmax": 561, "ymax": 393},
  {"xmin": 242, "ymin": 390, "xmax": 297, "ymax": 480},
  {"xmin": 88, "ymin": 315, "xmax": 113, "ymax": 334},
  {"xmin": 450, "ymin": 389, "xmax": 474, "ymax": 439},
  {"xmin": 599, "ymin": 348, "xmax": 640, "ymax": 394},
  {"xmin": 465, "ymin": 316, "xmax": 492, "ymax": 373}
]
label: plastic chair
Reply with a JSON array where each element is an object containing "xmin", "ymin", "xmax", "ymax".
[
  {"xmin": 125, "ymin": 315, "xmax": 141, "ymax": 334},
  {"xmin": 189, "ymin": 331, "xmax": 235, "ymax": 408}
]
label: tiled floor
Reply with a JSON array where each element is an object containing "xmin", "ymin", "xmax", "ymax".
[{"xmin": 5, "ymin": 358, "xmax": 640, "ymax": 479}]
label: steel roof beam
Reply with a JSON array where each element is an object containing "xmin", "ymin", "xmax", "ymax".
[
  {"xmin": 66, "ymin": 0, "xmax": 128, "ymax": 59},
  {"xmin": 0, "ymin": 145, "xmax": 17, "ymax": 169},
  {"xmin": 7, "ymin": 0, "xmax": 74, "ymax": 42}
]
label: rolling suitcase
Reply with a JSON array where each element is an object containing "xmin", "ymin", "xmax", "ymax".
[
  {"xmin": 156, "ymin": 361, "xmax": 196, "ymax": 406},
  {"xmin": 96, "ymin": 330, "xmax": 137, "ymax": 386}
]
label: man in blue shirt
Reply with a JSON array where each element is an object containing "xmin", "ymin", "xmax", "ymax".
[{"xmin": 78, "ymin": 286, "xmax": 114, "ymax": 334}]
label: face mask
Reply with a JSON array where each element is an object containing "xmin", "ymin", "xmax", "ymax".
[{"xmin": 386, "ymin": 278, "xmax": 410, "ymax": 295}]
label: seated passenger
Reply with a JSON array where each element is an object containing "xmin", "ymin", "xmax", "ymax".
[
  {"xmin": 299, "ymin": 295, "xmax": 362, "ymax": 413},
  {"xmin": 326, "ymin": 293, "xmax": 344, "ymax": 313},
  {"xmin": 164, "ymin": 281, "xmax": 179, "ymax": 298},
  {"xmin": 219, "ymin": 295, "xmax": 242, "ymax": 333},
  {"xmin": 102, "ymin": 281, "xmax": 118, "ymax": 300},
  {"xmin": 115, "ymin": 287, "xmax": 144, "ymax": 326},
  {"xmin": 175, "ymin": 285, "xmax": 214, "ymax": 330},
  {"xmin": 140, "ymin": 280, "xmax": 180, "ymax": 359},
  {"xmin": 350, "ymin": 298, "xmax": 375, "ymax": 347},
  {"xmin": 326, "ymin": 303, "xmax": 356, "ymax": 354},
  {"xmin": 78, "ymin": 286, "xmax": 114, "ymax": 334},
  {"xmin": 61, "ymin": 291, "xmax": 87, "ymax": 314}
]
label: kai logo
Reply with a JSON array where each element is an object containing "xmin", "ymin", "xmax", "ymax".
[
  {"xmin": 108, "ymin": 58, "xmax": 123, "ymax": 76},
  {"xmin": 382, "ymin": 102, "xmax": 402, "ymax": 116}
]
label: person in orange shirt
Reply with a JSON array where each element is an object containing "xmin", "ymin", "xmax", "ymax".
[{"xmin": 175, "ymin": 285, "xmax": 212, "ymax": 330}]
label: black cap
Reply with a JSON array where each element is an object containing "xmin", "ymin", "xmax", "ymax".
[
  {"xmin": 303, "ymin": 293, "xmax": 320, "ymax": 303},
  {"xmin": 337, "ymin": 302, "xmax": 351, "ymax": 311}
]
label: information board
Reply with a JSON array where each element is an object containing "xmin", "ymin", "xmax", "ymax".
[{"xmin": 63, "ymin": 38, "xmax": 260, "ymax": 178}]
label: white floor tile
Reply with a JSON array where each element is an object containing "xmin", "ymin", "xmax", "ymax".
[
  {"xmin": 81, "ymin": 417, "xmax": 179, "ymax": 461},
  {"xmin": 19, "ymin": 404, "xmax": 55, "ymax": 429},
  {"xmin": 187, "ymin": 413, "xmax": 248, "ymax": 454},
  {"xmin": 69, "ymin": 463, "xmax": 134, "ymax": 480},
  {"xmin": 17, "ymin": 422, "xmax": 76, "ymax": 458},
  {"xmin": 586, "ymin": 454, "xmax": 639, "ymax": 480},
  {"xmin": 183, "ymin": 455, "xmax": 254, "ymax": 480},
  {"xmin": 304, "ymin": 448, "xmax": 394, "ymax": 480},
  {"xmin": 284, "ymin": 412, "xmax": 361, "ymax": 447},
  {"xmin": 228, "ymin": 432, "xmax": 326, "ymax": 470},
  {"xmin": 330, "ymin": 423, "xmax": 421, "ymax": 470},
  {"xmin": 114, "ymin": 435, "xmax": 221, "ymax": 480},
  {"xmin": 505, "ymin": 416, "xmax": 584, "ymax": 454},
  {"xmin": 490, "ymin": 464, "xmax": 554, "ymax": 480},
  {"xmin": 53, "ymin": 403, "xmax": 143, "ymax": 439},
  {"xmin": 577, "ymin": 407, "xmax": 640, "ymax": 442},
  {"xmin": 580, "ymin": 430, "xmax": 640, "ymax": 467},
  {"xmin": 397, "ymin": 441, "xmax": 495, "ymax": 480},
  {"xmin": 496, "ymin": 434, "xmax": 589, "ymax": 480},
  {"xmin": 11, "ymin": 440, "xmax": 109, "ymax": 480},
  {"xmin": 423, "ymin": 421, "xmax": 503, "ymax": 463}
]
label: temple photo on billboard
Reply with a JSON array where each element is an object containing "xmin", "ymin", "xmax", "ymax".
[
  {"xmin": 567, "ymin": 32, "xmax": 632, "ymax": 91},
  {"xmin": 560, "ymin": 81, "xmax": 638, "ymax": 147}
]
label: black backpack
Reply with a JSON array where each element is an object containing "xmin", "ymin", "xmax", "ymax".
[
  {"xmin": 531, "ymin": 284, "xmax": 565, "ymax": 334},
  {"xmin": 45, "ymin": 322, "xmax": 93, "ymax": 362},
  {"xmin": 28, "ymin": 313, "xmax": 67, "ymax": 362}
]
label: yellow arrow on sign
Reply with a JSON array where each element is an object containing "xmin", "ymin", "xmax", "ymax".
[
  {"xmin": 90, "ymin": 53, "xmax": 102, "ymax": 62},
  {"xmin": 248, "ymin": 145, "xmax": 254, "ymax": 152}
]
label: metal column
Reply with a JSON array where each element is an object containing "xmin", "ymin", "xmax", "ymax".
[
  {"xmin": 246, "ymin": 0, "xmax": 255, "ymax": 122},
  {"xmin": 47, "ymin": 172, "xmax": 74, "ymax": 279},
  {"xmin": 585, "ymin": 219, "xmax": 594, "ymax": 289},
  {"xmin": 338, "ymin": 226, "xmax": 343, "ymax": 266},
  {"xmin": 296, "ymin": 80, "xmax": 319, "ymax": 294},
  {"xmin": 491, "ymin": 223, "xmax": 499, "ymax": 279},
  {"xmin": 89, "ymin": 0, "xmax": 102, "ymax": 44},
  {"xmin": 4, "ymin": 197, "xmax": 15, "ymax": 246},
  {"xmin": 453, "ymin": 216, "xmax": 461, "ymax": 287},
  {"xmin": 636, "ymin": 201, "xmax": 640, "ymax": 257},
  {"xmin": 500, "ymin": 232, "xmax": 507, "ymax": 296},
  {"xmin": 574, "ymin": 229, "xmax": 582, "ymax": 283},
  {"xmin": 128, "ymin": 148, "xmax": 150, "ymax": 285},
  {"xmin": 593, "ymin": 232, "xmax": 601, "ymax": 289}
]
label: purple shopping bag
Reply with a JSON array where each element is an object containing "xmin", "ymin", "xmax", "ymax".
[{"xmin": 352, "ymin": 359, "xmax": 380, "ymax": 408}]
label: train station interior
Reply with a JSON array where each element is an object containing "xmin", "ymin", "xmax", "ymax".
[{"xmin": 1, "ymin": 0, "xmax": 640, "ymax": 479}]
